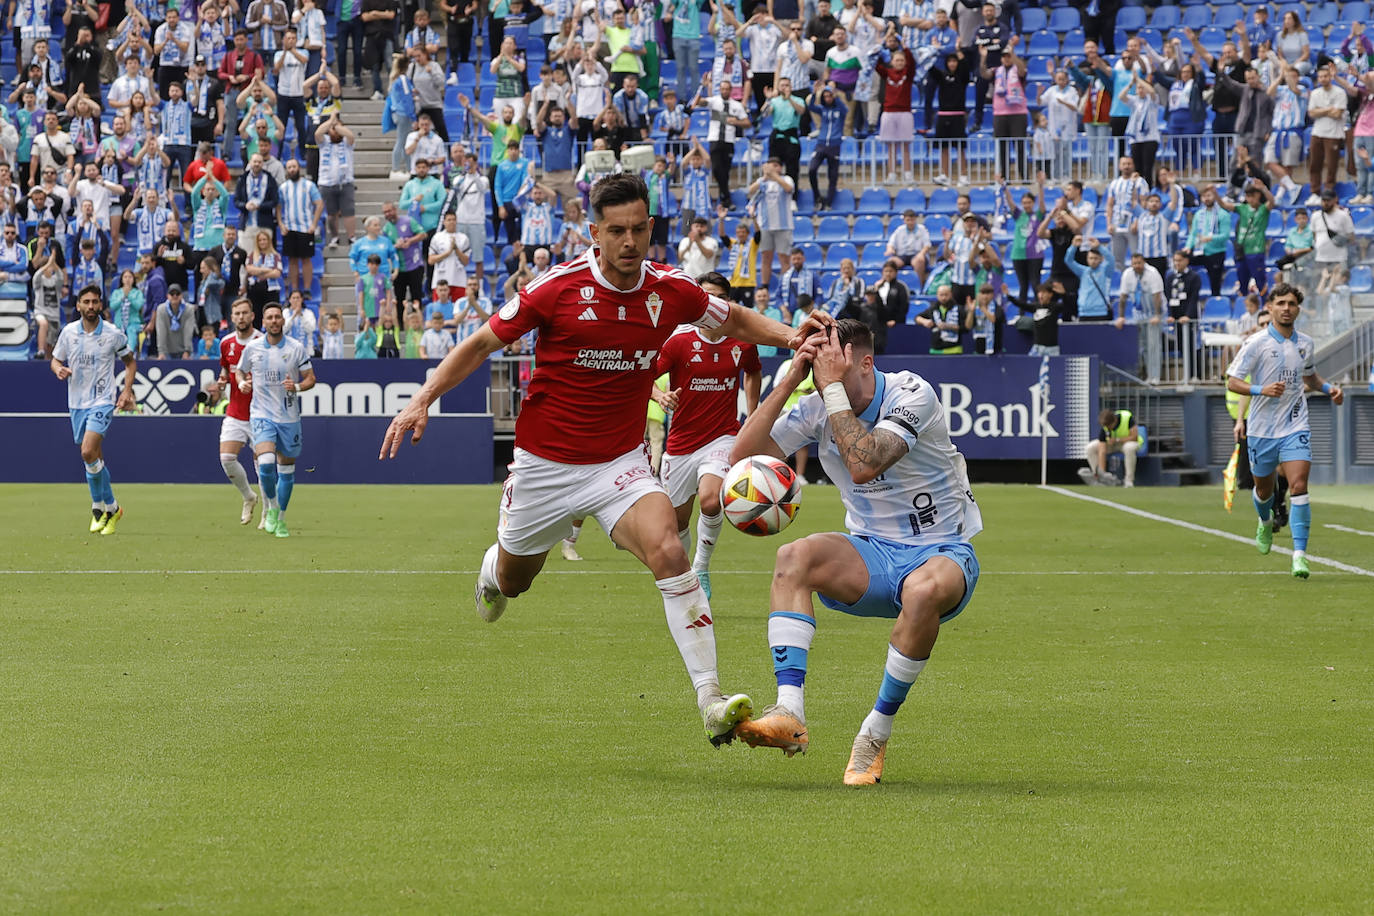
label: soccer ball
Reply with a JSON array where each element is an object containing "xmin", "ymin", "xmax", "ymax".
[{"xmin": 721, "ymin": 456, "xmax": 802, "ymax": 536}]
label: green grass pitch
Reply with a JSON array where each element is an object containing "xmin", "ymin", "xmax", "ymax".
[{"xmin": 2, "ymin": 482, "xmax": 1373, "ymax": 913}]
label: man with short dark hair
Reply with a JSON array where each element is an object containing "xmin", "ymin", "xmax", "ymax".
[
  {"xmin": 381, "ymin": 172, "xmax": 832, "ymax": 749},
  {"xmin": 730, "ymin": 317, "xmax": 983, "ymax": 786}
]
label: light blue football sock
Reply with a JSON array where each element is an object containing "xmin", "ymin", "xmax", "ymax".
[
  {"xmin": 1290, "ymin": 493, "xmax": 1311, "ymax": 551},
  {"xmin": 99, "ymin": 466, "xmax": 115, "ymax": 508},
  {"xmin": 1253, "ymin": 488, "xmax": 1274, "ymax": 523},
  {"xmin": 277, "ymin": 464, "xmax": 295, "ymax": 512},
  {"xmin": 257, "ymin": 455, "xmax": 278, "ymax": 500},
  {"xmin": 84, "ymin": 459, "xmax": 104, "ymax": 506}
]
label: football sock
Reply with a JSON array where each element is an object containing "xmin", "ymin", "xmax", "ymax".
[
  {"xmin": 565, "ymin": 523, "xmax": 581, "ymax": 544},
  {"xmin": 257, "ymin": 454, "xmax": 278, "ymax": 501},
  {"xmin": 277, "ymin": 464, "xmax": 295, "ymax": 512},
  {"xmin": 656, "ymin": 570, "xmax": 721, "ymax": 708},
  {"xmin": 84, "ymin": 459, "xmax": 104, "ymax": 505},
  {"xmin": 692, "ymin": 510, "xmax": 724, "ymax": 572},
  {"xmin": 677, "ymin": 527, "xmax": 691, "ymax": 560},
  {"xmin": 100, "ymin": 466, "xmax": 115, "ymax": 509},
  {"xmin": 1253, "ymin": 488, "xmax": 1274, "ymax": 525},
  {"xmin": 220, "ymin": 453, "xmax": 255, "ymax": 499},
  {"xmin": 858, "ymin": 643, "xmax": 928, "ymax": 742},
  {"xmin": 1290, "ymin": 493, "xmax": 1311, "ymax": 552},
  {"xmin": 479, "ymin": 542, "xmax": 502, "ymax": 594},
  {"xmin": 769, "ymin": 611, "xmax": 817, "ymax": 721}
]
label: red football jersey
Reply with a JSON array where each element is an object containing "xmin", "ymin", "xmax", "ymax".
[
  {"xmin": 488, "ymin": 249, "xmax": 732, "ymax": 464},
  {"xmin": 655, "ymin": 327, "xmax": 761, "ymax": 455},
  {"xmin": 220, "ymin": 328, "xmax": 263, "ymax": 420}
]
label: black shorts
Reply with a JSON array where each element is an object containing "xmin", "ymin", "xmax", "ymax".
[
  {"xmin": 283, "ymin": 230, "xmax": 315, "ymax": 259},
  {"xmin": 650, "ymin": 217, "xmax": 669, "ymax": 247},
  {"xmin": 935, "ymin": 114, "xmax": 967, "ymax": 140}
]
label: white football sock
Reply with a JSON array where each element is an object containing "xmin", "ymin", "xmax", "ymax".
[
  {"xmin": 859, "ymin": 645, "xmax": 928, "ymax": 742},
  {"xmin": 677, "ymin": 527, "xmax": 691, "ymax": 560},
  {"xmin": 656, "ymin": 570, "xmax": 721, "ymax": 708},
  {"xmin": 778, "ymin": 685, "xmax": 806, "ymax": 720},
  {"xmin": 565, "ymin": 523, "xmax": 581, "ymax": 543},
  {"xmin": 220, "ymin": 453, "xmax": 254, "ymax": 499},
  {"xmin": 692, "ymin": 510, "xmax": 724, "ymax": 572},
  {"xmin": 479, "ymin": 542, "xmax": 501, "ymax": 593}
]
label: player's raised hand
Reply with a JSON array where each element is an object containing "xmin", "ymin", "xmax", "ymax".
[
  {"xmin": 810, "ymin": 333, "xmax": 853, "ymax": 390},
  {"xmin": 1328, "ymin": 383, "xmax": 1344, "ymax": 405},
  {"xmin": 380, "ymin": 397, "xmax": 430, "ymax": 458},
  {"xmin": 787, "ymin": 308, "xmax": 834, "ymax": 349}
]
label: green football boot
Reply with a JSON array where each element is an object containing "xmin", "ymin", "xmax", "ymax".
[
  {"xmin": 264, "ymin": 507, "xmax": 279, "ymax": 534},
  {"xmin": 1291, "ymin": 554, "xmax": 1310, "ymax": 579},
  {"xmin": 1255, "ymin": 520, "xmax": 1273, "ymax": 555}
]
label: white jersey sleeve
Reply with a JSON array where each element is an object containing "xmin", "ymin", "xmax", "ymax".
[
  {"xmin": 54, "ymin": 320, "xmax": 132, "ymax": 410},
  {"xmin": 769, "ymin": 391, "xmax": 827, "ymax": 457},
  {"xmin": 1226, "ymin": 328, "xmax": 1315, "ymax": 440}
]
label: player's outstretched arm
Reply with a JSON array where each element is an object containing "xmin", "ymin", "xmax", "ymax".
[
  {"xmin": 717, "ymin": 297, "xmax": 833, "ymax": 351},
  {"xmin": 379, "ymin": 324, "xmax": 505, "ymax": 458},
  {"xmin": 1304, "ymin": 372, "xmax": 1344, "ymax": 405}
]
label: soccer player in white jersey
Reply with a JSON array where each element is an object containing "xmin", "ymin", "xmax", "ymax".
[
  {"xmin": 236, "ymin": 302, "xmax": 317, "ymax": 538},
  {"xmin": 652, "ymin": 271, "xmax": 763, "ymax": 599},
  {"xmin": 50, "ymin": 285, "xmax": 138, "ymax": 535},
  {"xmin": 1225, "ymin": 284, "xmax": 1343, "ymax": 578},
  {"xmin": 380, "ymin": 173, "xmax": 832, "ymax": 747},
  {"xmin": 218, "ymin": 298, "xmax": 265, "ymax": 524},
  {"xmin": 730, "ymin": 318, "xmax": 983, "ymax": 785}
]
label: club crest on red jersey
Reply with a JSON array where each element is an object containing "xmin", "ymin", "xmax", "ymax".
[
  {"xmin": 731, "ymin": 345, "xmax": 742, "ymax": 366},
  {"xmin": 645, "ymin": 292, "xmax": 663, "ymax": 327}
]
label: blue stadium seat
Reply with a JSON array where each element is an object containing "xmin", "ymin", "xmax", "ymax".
[
  {"xmin": 1028, "ymin": 29, "xmax": 1060, "ymax": 55},
  {"xmin": 793, "ymin": 220, "xmax": 815, "ymax": 242},
  {"xmin": 816, "ymin": 216, "xmax": 850, "ymax": 242},
  {"xmin": 1213, "ymin": 4, "xmax": 1243, "ymax": 23},
  {"xmin": 1343, "ymin": 1, "xmax": 1371, "ymax": 21},
  {"xmin": 968, "ymin": 186, "xmax": 997, "ymax": 213},
  {"xmin": 1181, "ymin": 6, "xmax": 1211, "ymax": 30},
  {"xmin": 1350, "ymin": 265, "xmax": 1374, "ymax": 292},
  {"xmin": 1028, "ymin": 55, "xmax": 1058, "ymax": 82},
  {"xmin": 1149, "ymin": 5, "xmax": 1180, "ymax": 29},
  {"xmin": 1266, "ymin": 210, "xmax": 1287, "ymax": 239},
  {"xmin": 852, "ymin": 215, "xmax": 887, "ymax": 243},
  {"xmin": 923, "ymin": 214, "xmax": 952, "ymax": 237},
  {"xmin": 1063, "ymin": 27, "xmax": 1085, "ymax": 51},
  {"xmin": 1136, "ymin": 27, "xmax": 1163, "ymax": 52},
  {"xmin": 825, "ymin": 242, "xmax": 859, "ymax": 268},
  {"xmin": 1202, "ymin": 297, "xmax": 1232, "ymax": 321},
  {"xmin": 1117, "ymin": 7, "xmax": 1146, "ymax": 30},
  {"xmin": 928, "ymin": 188, "xmax": 960, "ymax": 214},
  {"xmin": 1337, "ymin": 181, "xmax": 1357, "ymax": 202},
  {"xmin": 799, "ymin": 242, "xmax": 824, "ymax": 264},
  {"xmin": 857, "ymin": 187, "xmax": 892, "ymax": 213},
  {"xmin": 893, "ymin": 188, "xmax": 926, "ymax": 212},
  {"xmin": 1308, "ymin": 5, "xmax": 1336, "ymax": 27},
  {"xmin": 794, "ymin": 189, "xmax": 816, "ymax": 214},
  {"xmin": 1197, "ymin": 26, "xmax": 1227, "ymax": 54},
  {"xmin": 859, "ymin": 245, "xmax": 888, "ymax": 267},
  {"xmin": 1021, "ymin": 7, "xmax": 1048, "ymax": 32},
  {"xmin": 1048, "ymin": 7, "xmax": 1080, "ymax": 32},
  {"xmin": 1328, "ymin": 23, "xmax": 1354, "ymax": 49},
  {"xmin": 831, "ymin": 189, "xmax": 857, "ymax": 212},
  {"xmin": 1352, "ymin": 206, "xmax": 1374, "ymax": 234}
]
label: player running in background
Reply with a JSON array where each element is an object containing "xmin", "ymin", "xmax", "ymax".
[
  {"xmin": 1225, "ymin": 283, "xmax": 1343, "ymax": 579},
  {"xmin": 380, "ymin": 173, "xmax": 831, "ymax": 747},
  {"xmin": 51, "ymin": 285, "xmax": 138, "ymax": 535},
  {"xmin": 651, "ymin": 271, "xmax": 762, "ymax": 599},
  {"xmin": 236, "ymin": 303, "xmax": 317, "ymax": 539},
  {"xmin": 218, "ymin": 298, "xmax": 265, "ymax": 526},
  {"xmin": 729, "ymin": 319, "xmax": 983, "ymax": 786}
]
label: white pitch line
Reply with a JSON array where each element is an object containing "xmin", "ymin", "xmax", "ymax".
[
  {"xmin": 1042, "ymin": 486, "xmax": 1374, "ymax": 579},
  {"xmin": 0, "ymin": 568, "xmax": 1346, "ymax": 577},
  {"xmin": 1326, "ymin": 523, "xmax": 1374, "ymax": 539}
]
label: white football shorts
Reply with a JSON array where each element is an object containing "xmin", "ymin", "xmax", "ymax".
[
  {"xmin": 498, "ymin": 444, "xmax": 667, "ymax": 556},
  {"xmin": 218, "ymin": 416, "xmax": 253, "ymax": 445},
  {"xmin": 660, "ymin": 434, "xmax": 735, "ymax": 509}
]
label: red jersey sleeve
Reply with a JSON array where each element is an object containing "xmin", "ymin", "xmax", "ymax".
[
  {"xmin": 488, "ymin": 283, "xmax": 553, "ymax": 344},
  {"xmin": 653, "ymin": 332, "xmax": 683, "ymax": 376},
  {"xmin": 739, "ymin": 342, "xmax": 762, "ymax": 374}
]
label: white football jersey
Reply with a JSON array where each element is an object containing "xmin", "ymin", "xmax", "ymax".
[
  {"xmin": 1226, "ymin": 326, "xmax": 1315, "ymax": 441},
  {"xmin": 239, "ymin": 336, "xmax": 313, "ymax": 424},
  {"xmin": 770, "ymin": 370, "xmax": 983, "ymax": 545},
  {"xmin": 52, "ymin": 319, "xmax": 133, "ymax": 410}
]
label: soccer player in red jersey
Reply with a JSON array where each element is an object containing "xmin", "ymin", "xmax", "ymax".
[
  {"xmin": 652, "ymin": 271, "xmax": 762, "ymax": 601},
  {"xmin": 218, "ymin": 298, "xmax": 265, "ymax": 526},
  {"xmin": 381, "ymin": 173, "xmax": 832, "ymax": 746}
]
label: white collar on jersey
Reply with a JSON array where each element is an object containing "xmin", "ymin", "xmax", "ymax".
[{"xmin": 586, "ymin": 245, "xmax": 647, "ymax": 294}]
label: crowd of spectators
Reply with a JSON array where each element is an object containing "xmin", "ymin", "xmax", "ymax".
[{"xmin": 0, "ymin": 0, "xmax": 1370, "ymax": 372}]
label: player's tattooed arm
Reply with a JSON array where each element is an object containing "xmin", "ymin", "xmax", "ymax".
[{"xmin": 828, "ymin": 412, "xmax": 908, "ymax": 484}]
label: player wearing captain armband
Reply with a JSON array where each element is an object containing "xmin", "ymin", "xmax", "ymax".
[
  {"xmin": 379, "ymin": 173, "xmax": 834, "ymax": 748},
  {"xmin": 1225, "ymin": 283, "xmax": 1343, "ymax": 579},
  {"xmin": 729, "ymin": 318, "xmax": 983, "ymax": 786}
]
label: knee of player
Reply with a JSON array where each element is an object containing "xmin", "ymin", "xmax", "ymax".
[
  {"xmin": 698, "ymin": 489, "xmax": 722, "ymax": 517},
  {"xmin": 79, "ymin": 443, "xmax": 101, "ymax": 464},
  {"xmin": 773, "ymin": 539, "xmax": 814, "ymax": 584}
]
